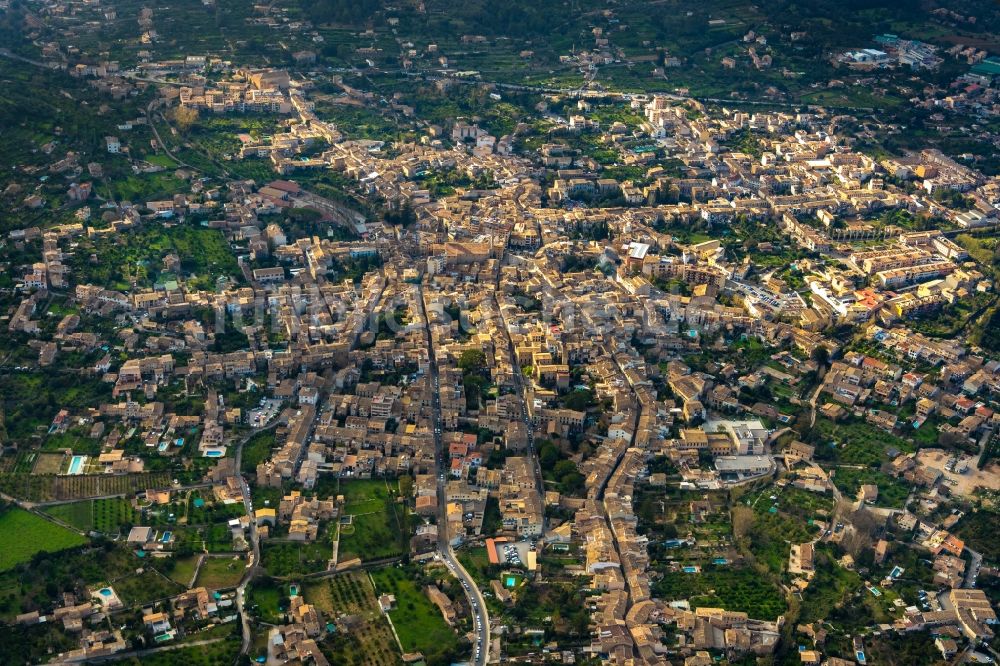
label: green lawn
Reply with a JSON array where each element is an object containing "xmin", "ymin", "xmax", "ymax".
[
  {"xmin": 370, "ymin": 565, "xmax": 462, "ymax": 663},
  {"xmin": 339, "ymin": 510, "xmax": 408, "ymax": 562},
  {"xmin": 145, "ymin": 153, "xmax": 178, "ymax": 168},
  {"xmin": 0, "ymin": 506, "xmax": 87, "ymax": 571},
  {"xmin": 247, "ymin": 577, "xmax": 286, "ymax": 624},
  {"xmin": 457, "ymin": 547, "xmax": 494, "ymax": 587}
]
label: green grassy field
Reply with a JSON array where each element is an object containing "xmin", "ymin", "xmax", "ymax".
[
  {"xmin": 43, "ymin": 500, "xmax": 93, "ymax": 531},
  {"xmin": 0, "ymin": 507, "xmax": 87, "ymax": 571},
  {"xmin": 112, "ymin": 568, "xmax": 185, "ymax": 606},
  {"xmin": 370, "ymin": 565, "xmax": 462, "ymax": 663},
  {"xmin": 247, "ymin": 577, "xmax": 286, "ymax": 624},
  {"xmin": 44, "ymin": 498, "xmax": 138, "ymax": 534},
  {"xmin": 337, "ymin": 479, "xmax": 410, "ymax": 562},
  {"xmin": 812, "ymin": 417, "xmax": 915, "ymax": 465},
  {"xmin": 262, "ymin": 533, "xmax": 333, "ymax": 577},
  {"xmin": 168, "ymin": 554, "xmax": 202, "ymax": 587},
  {"xmin": 195, "ymin": 555, "xmax": 246, "ymax": 590},
  {"xmin": 114, "ymin": 637, "xmax": 241, "ymax": 666},
  {"xmin": 241, "ymin": 430, "xmax": 277, "ymax": 474}
]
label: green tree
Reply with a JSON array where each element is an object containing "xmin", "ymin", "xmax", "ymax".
[{"xmin": 458, "ymin": 349, "xmax": 486, "ymax": 373}]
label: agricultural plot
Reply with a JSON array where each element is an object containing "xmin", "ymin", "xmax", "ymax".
[
  {"xmin": 43, "ymin": 500, "xmax": 94, "ymax": 531},
  {"xmin": 652, "ymin": 565, "xmax": 787, "ymax": 621},
  {"xmin": 114, "ymin": 637, "xmax": 242, "ymax": 666},
  {"xmin": 168, "ymin": 555, "xmax": 203, "ymax": 587},
  {"xmin": 44, "ymin": 498, "xmax": 138, "ymax": 534},
  {"xmin": 305, "ymin": 572, "xmax": 401, "ymax": 666},
  {"xmin": 67, "ymin": 223, "xmax": 240, "ymax": 293},
  {"xmin": 110, "ymin": 568, "xmax": 185, "ymax": 607},
  {"xmin": 370, "ymin": 565, "xmax": 462, "ymax": 664},
  {"xmin": 828, "ymin": 467, "xmax": 909, "ymax": 508},
  {"xmin": 0, "ymin": 621, "xmax": 77, "ymax": 666},
  {"xmin": 0, "ymin": 507, "xmax": 87, "ymax": 571},
  {"xmin": 176, "ymin": 523, "xmax": 240, "ymax": 553},
  {"xmin": 797, "ymin": 547, "xmax": 864, "ymax": 624},
  {"xmin": 195, "ymin": 555, "xmax": 247, "ymax": 590},
  {"xmin": 31, "ymin": 453, "xmax": 64, "ymax": 475},
  {"xmin": 337, "ymin": 479, "xmax": 410, "ymax": 562},
  {"xmin": 0, "ymin": 545, "xmax": 136, "ymax": 621},
  {"xmin": 748, "ymin": 508, "xmax": 821, "ymax": 576},
  {"xmin": 811, "ymin": 417, "xmax": 915, "ymax": 464},
  {"xmin": 0, "ymin": 472, "xmax": 171, "ymax": 502},
  {"xmin": 955, "ymin": 510, "xmax": 1000, "ymax": 561},
  {"xmin": 262, "ymin": 531, "xmax": 334, "ymax": 577}
]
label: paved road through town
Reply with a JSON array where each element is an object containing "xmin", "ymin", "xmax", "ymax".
[{"xmin": 417, "ymin": 282, "xmax": 491, "ymax": 666}]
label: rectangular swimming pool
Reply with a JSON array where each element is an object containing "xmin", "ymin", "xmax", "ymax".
[{"xmin": 68, "ymin": 455, "xmax": 86, "ymax": 474}]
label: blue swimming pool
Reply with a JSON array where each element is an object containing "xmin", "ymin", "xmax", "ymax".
[
  {"xmin": 99, "ymin": 588, "xmax": 112, "ymax": 597},
  {"xmin": 682, "ymin": 566, "xmax": 699, "ymax": 573},
  {"xmin": 204, "ymin": 450, "xmax": 223, "ymax": 457},
  {"xmin": 161, "ymin": 531, "xmax": 172, "ymax": 543},
  {"xmin": 68, "ymin": 455, "xmax": 86, "ymax": 474}
]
